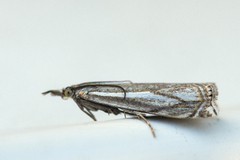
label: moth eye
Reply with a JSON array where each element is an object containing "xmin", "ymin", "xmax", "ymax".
[{"xmin": 64, "ymin": 88, "xmax": 73, "ymax": 97}]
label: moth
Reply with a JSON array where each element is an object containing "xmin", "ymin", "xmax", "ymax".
[{"xmin": 42, "ymin": 81, "xmax": 219, "ymax": 137}]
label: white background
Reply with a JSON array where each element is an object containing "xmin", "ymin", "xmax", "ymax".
[{"xmin": 0, "ymin": 1, "xmax": 240, "ymax": 159}]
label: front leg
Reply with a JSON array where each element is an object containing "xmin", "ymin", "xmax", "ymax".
[{"xmin": 72, "ymin": 98, "xmax": 97, "ymax": 121}]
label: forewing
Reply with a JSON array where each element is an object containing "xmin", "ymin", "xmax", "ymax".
[{"xmin": 75, "ymin": 83, "xmax": 204, "ymax": 118}]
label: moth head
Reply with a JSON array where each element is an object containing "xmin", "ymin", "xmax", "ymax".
[
  {"xmin": 42, "ymin": 87, "xmax": 74, "ymax": 99},
  {"xmin": 63, "ymin": 87, "xmax": 73, "ymax": 98}
]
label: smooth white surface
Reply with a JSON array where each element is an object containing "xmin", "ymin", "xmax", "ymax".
[
  {"xmin": 1, "ymin": 105, "xmax": 239, "ymax": 160},
  {"xmin": 0, "ymin": 0, "xmax": 240, "ymax": 159}
]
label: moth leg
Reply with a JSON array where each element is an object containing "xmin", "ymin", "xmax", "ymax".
[
  {"xmin": 72, "ymin": 98, "xmax": 97, "ymax": 121},
  {"xmin": 79, "ymin": 99, "xmax": 121, "ymax": 115},
  {"xmin": 107, "ymin": 108, "xmax": 115, "ymax": 115},
  {"xmin": 85, "ymin": 108, "xmax": 97, "ymax": 121},
  {"xmin": 137, "ymin": 114, "xmax": 156, "ymax": 138},
  {"xmin": 79, "ymin": 106, "xmax": 97, "ymax": 121},
  {"xmin": 123, "ymin": 110, "xmax": 127, "ymax": 118}
]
